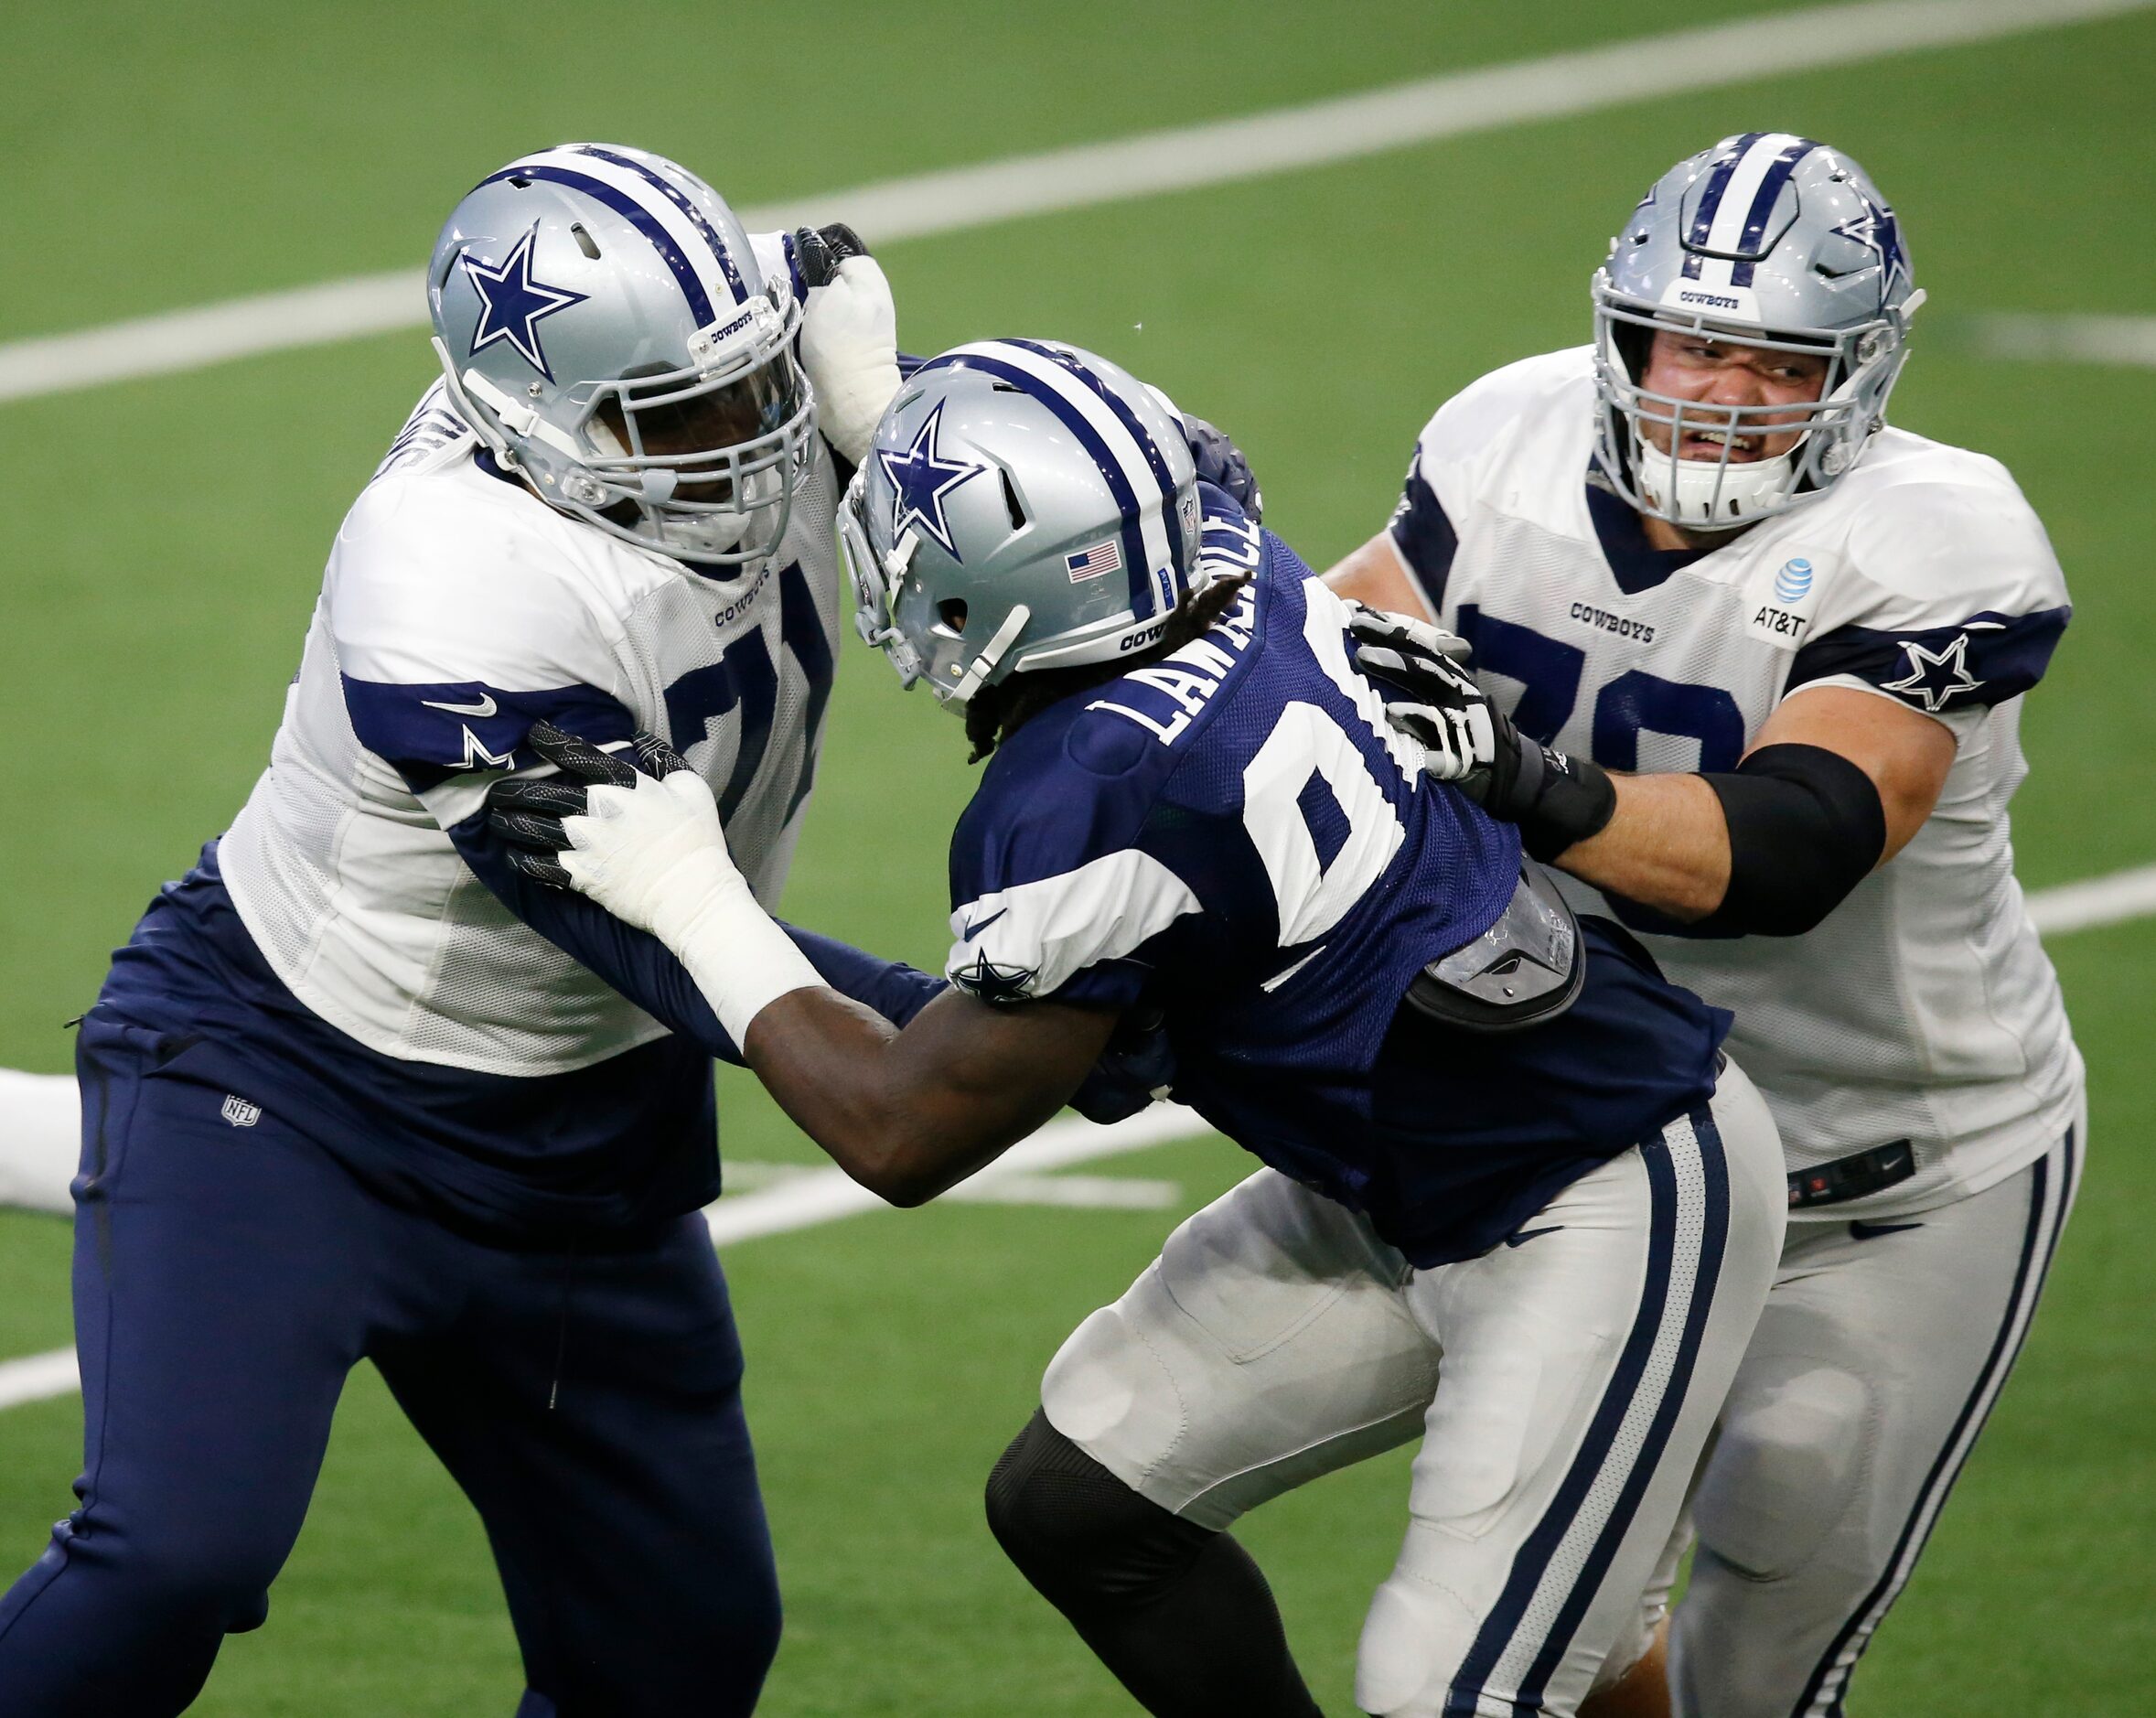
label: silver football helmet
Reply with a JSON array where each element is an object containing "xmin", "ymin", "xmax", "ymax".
[
  {"xmin": 427, "ymin": 144, "xmax": 816, "ymax": 568},
  {"xmin": 840, "ymin": 339, "xmax": 1201, "ymax": 705},
  {"xmin": 1593, "ymin": 133, "xmax": 1925, "ymax": 530}
]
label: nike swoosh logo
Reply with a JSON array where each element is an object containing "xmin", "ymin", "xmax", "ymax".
[
  {"xmin": 1849, "ymin": 1220, "xmax": 1924, "ymax": 1241},
  {"xmin": 422, "ymin": 693, "xmax": 499, "ymax": 719},
  {"xmin": 1504, "ymin": 1225, "xmax": 1564, "ymax": 1249},
  {"xmin": 962, "ymin": 907, "xmax": 1008, "ymax": 940}
]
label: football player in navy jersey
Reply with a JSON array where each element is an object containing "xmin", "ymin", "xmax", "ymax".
[
  {"xmin": 0, "ymin": 148, "xmax": 945, "ymax": 1717},
  {"xmin": 490, "ymin": 338, "xmax": 1788, "ymax": 1718},
  {"xmin": 1325, "ymin": 136, "xmax": 2082, "ymax": 1717}
]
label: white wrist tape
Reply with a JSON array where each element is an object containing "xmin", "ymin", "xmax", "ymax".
[
  {"xmin": 560, "ymin": 773, "xmax": 823, "ymax": 1047},
  {"xmin": 661, "ymin": 860, "xmax": 824, "ymax": 1048}
]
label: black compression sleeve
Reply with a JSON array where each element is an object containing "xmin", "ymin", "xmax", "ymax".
[{"xmin": 1698, "ymin": 743, "xmax": 1887, "ymax": 937}]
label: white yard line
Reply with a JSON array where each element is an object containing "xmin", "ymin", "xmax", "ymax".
[
  {"xmin": 0, "ymin": 1349, "xmax": 78, "ymax": 1414},
  {"xmin": 719, "ymin": 1157, "xmax": 1178, "ymax": 1209},
  {"xmin": 1961, "ymin": 312, "xmax": 2156, "ymax": 368},
  {"xmin": 944, "ymin": 1174, "xmax": 1182, "ymax": 1211},
  {"xmin": 2023, "ymin": 862, "xmax": 2156, "ymax": 936},
  {"xmin": 702, "ymin": 1101, "xmax": 1202, "ymax": 1247},
  {"xmin": 3, "ymin": 0, "xmax": 2149, "ymax": 404}
]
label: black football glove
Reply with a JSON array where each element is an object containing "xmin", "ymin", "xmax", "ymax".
[
  {"xmin": 485, "ymin": 722, "xmax": 692, "ymax": 887},
  {"xmin": 1345, "ymin": 607, "xmax": 1616, "ymax": 861},
  {"xmin": 793, "ymin": 223, "xmax": 871, "ymax": 289},
  {"xmin": 1180, "ymin": 413, "xmax": 1261, "ymax": 522},
  {"xmin": 1346, "ymin": 604, "xmax": 1495, "ymax": 782}
]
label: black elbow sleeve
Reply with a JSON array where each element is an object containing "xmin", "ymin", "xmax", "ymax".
[{"xmin": 1699, "ymin": 744, "xmax": 1887, "ymax": 937}]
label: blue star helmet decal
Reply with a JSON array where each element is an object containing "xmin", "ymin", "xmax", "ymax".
[
  {"xmin": 878, "ymin": 401, "xmax": 988, "ymax": 560},
  {"xmin": 1831, "ymin": 188, "xmax": 1908, "ymax": 297},
  {"xmin": 460, "ymin": 221, "xmax": 589, "ymax": 382}
]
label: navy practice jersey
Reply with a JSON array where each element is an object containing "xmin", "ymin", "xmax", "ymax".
[{"xmin": 944, "ymin": 489, "xmax": 1732, "ymax": 1264}]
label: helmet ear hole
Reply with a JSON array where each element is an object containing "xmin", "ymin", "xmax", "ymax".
[{"xmin": 939, "ymin": 599, "xmax": 968, "ymax": 636}]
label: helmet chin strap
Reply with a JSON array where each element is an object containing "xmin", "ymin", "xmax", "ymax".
[
  {"xmin": 948, "ymin": 604, "xmax": 1032, "ymax": 704},
  {"xmin": 1636, "ymin": 437, "xmax": 1798, "ymax": 531}
]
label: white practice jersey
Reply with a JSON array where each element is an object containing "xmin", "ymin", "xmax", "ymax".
[
  {"xmin": 1389, "ymin": 346, "xmax": 2078, "ymax": 1220},
  {"xmin": 220, "ymin": 379, "xmax": 842, "ymax": 1077}
]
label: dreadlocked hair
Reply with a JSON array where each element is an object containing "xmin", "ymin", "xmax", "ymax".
[{"xmin": 962, "ymin": 571, "xmax": 1254, "ymax": 763}]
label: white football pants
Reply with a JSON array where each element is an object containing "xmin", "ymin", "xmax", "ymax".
[
  {"xmin": 1668, "ymin": 1091, "xmax": 2085, "ymax": 1718},
  {"xmin": 1040, "ymin": 1060, "xmax": 1786, "ymax": 1718}
]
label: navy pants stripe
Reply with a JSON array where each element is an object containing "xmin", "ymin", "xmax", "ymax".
[
  {"xmin": 0, "ymin": 1015, "xmax": 779, "ymax": 1717},
  {"xmin": 1788, "ymin": 1125, "xmax": 2081, "ymax": 1718},
  {"xmin": 1516, "ymin": 1106, "xmax": 1731, "ymax": 1711},
  {"xmin": 1445, "ymin": 1110, "xmax": 1731, "ymax": 1716}
]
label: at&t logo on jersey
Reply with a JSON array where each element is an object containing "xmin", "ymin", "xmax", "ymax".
[{"xmin": 1748, "ymin": 554, "xmax": 1821, "ymax": 648}]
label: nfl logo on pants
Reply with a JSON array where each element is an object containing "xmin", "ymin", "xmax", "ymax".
[{"xmin": 220, "ymin": 1094, "xmax": 261, "ymax": 1129}]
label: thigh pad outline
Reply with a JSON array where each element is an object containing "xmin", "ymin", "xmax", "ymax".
[{"xmin": 1693, "ymin": 1352, "xmax": 1873, "ymax": 1581}]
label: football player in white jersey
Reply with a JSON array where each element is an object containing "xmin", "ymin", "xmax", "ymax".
[
  {"xmin": 1325, "ymin": 134, "xmax": 2082, "ymax": 1716},
  {"xmin": 0, "ymin": 146, "xmax": 917, "ymax": 1715}
]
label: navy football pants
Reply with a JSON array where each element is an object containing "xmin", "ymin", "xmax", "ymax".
[{"xmin": 0, "ymin": 1017, "xmax": 780, "ymax": 1715}]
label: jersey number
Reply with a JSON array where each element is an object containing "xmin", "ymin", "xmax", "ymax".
[
  {"xmin": 661, "ymin": 563, "xmax": 833, "ymax": 824},
  {"xmin": 1456, "ymin": 604, "xmax": 1744, "ymax": 772}
]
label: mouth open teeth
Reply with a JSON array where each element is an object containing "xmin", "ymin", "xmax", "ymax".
[{"xmin": 1685, "ymin": 429, "xmax": 1762, "ymax": 456}]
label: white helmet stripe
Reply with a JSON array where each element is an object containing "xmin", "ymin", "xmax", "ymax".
[
  {"xmin": 1692, "ymin": 132, "xmax": 1807, "ymax": 289},
  {"xmin": 945, "ymin": 340, "xmax": 1176, "ymax": 589},
  {"xmin": 514, "ymin": 146, "xmax": 745, "ymax": 324}
]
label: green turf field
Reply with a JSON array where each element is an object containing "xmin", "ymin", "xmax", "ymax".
[{"xmin": 3, "ymin": 2, "xmax": 2152, "ymax": 1711}]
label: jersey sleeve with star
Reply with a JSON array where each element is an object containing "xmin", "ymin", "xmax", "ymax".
[
  {"xmin": 327, "ymin": 470, "xmax": 640, "ymax": 832},
  {"xmin": 943, "ymin": 707, "xmax": 1202, "ymax": 1013},
  {"xmin": 1785, "ymin": 453, "xmax": 2071, "ymax": 719}
]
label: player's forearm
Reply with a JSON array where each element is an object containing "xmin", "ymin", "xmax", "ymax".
[
  {"xmin": 739, "ymin": 989, "xmax": 1070, "ymax": 1207},
  {"xmin": 1551, "ymin": 771, "xmax": 1731, "ymax": 921}
]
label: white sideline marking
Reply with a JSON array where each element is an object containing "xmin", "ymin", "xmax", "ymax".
[
  {"xmin": 1962, "ymin": 312, "xmax": 2156, "ymax": 369},
  {"xmin": 5, "ymin": 855, "xmax": 2156, "ymax": 1413},
  {"xmin": 3, "ymin": 0, "xmax": 2150, "ymax": 404}
]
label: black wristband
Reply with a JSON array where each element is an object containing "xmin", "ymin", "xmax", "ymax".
[{"xmin": 1519, "ymin": 741, "xmax": 1617, "ymax": 862}]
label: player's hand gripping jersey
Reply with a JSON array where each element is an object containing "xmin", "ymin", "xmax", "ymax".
[
  {"xmin": 1388, "ymin": 347, "xmax": 2077, "ymax": 1215},
  {"xmin": 946, "ymin": 490, "xmax": 1732, "ymax": 1263}
]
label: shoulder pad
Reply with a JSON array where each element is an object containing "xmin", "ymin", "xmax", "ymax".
[{"xmin": 1413, "ymin": 346, "xmax": 1596, "ymax": 475}]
